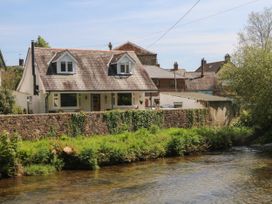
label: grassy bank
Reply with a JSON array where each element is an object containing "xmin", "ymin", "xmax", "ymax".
[{"xmin": 0, "ymin": 126, "xmax": 253, "ymax": 178}]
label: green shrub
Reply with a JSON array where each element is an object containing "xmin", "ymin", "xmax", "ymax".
[
  {"xmin": 69, "ymin": 112, "xmax": 86, "ymax": 136},
  {"xmin": 24, "ymin": 165, "xmax": 56, "ymax": 176},
  {"xmin": 167, "ymin": 129, "xmax": 206, "ymax": 156},
  {"xmin": 0, "ymin": 131, "xmax": 20, "ymax": 178}
]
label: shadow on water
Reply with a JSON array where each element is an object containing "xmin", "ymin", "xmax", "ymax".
[{"xmin": 0, "ymin": 147, "xmax": 272, "ymax": 204}]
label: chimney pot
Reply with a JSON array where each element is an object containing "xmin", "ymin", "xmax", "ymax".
[
  {"xmin": 201, "ymin": 58, "xmax": 205, "ymax": 77},
  {"xmin": 108, "ymin": 42, "xmax": 112, "ymax": 50},
  {"xmin": 19, "ymin": 58, "xmax": 24, "ymax": 66},
  {"xmin": 225, "ymin": 53, "xmax": 231, "ymax": 62},
  {"xmin": 173, "ymin": 61, "xmax": 178, "ymax": 70}
]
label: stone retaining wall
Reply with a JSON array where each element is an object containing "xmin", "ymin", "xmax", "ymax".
[{"xmin": 0, "ymin": 109, "xmax": 210, "ymax": 140}]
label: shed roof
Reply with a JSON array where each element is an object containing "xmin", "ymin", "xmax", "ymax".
[
  {"xmin": 164, "ymin": 92, "xmax": 231, "ymax": 102},
  {"xmin": 33, "ymin": 47, "xmax": 158, "ymax": 92}
]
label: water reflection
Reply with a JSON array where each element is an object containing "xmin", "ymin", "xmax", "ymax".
[{"xmin": 0, "ymin": 147, "xmax": 272, "ymax": 204}]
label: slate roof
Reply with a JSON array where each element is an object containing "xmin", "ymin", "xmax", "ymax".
[
  {"xmin": 185, "ymin": 72, "xmax": 216, "ymax": 91},
  {"xmin": 144, "ymin": 65, "xmax": 185, "ymax": 79},
  {"xmin": 34, "ymin": 47, "xmax": 158, "ymax": 92},
  {"xmin": 195, "ymin": 61, "xmax": 225, "ymax": 73},
  {"xmin": 163, "ymin": 92, "xmax": 231, "ymax": 102},
  {"xmin": 114, "ymin": 41, "xmax": 156, "ymax": 55}
]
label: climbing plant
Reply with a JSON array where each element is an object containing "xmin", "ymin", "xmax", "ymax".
[{"xmin": 69, "ymin": 112, "xmax": 86, "ymax": 136}]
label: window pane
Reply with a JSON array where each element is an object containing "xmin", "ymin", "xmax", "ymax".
[
  {"xmin": 68, "ymin": 62, "xmax": 73, "ymax": 72},
  {"xmin": 117, "ymin": 93, "xmax": 132, "ymax": 106},
  {"xmin": 125, "ymin": 64, "xmax": 129, "ymax": 73},
  {"xmin": 61, "ymin": 62, "xmax": 66, "ymax": 72},
  {"xmin": 120, "ymin": 65, "xmax": 125, "ymax": 73},
  {"xmin": 60, "ymin": 93, "xmax": 77, "ymax": 107}
]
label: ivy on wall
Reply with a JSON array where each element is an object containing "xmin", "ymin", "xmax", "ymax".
[
  {"xmin": 69, "ymin": 112, "xmax": 86, "ymax": 136},
  {"xmin": 103, "ymin": 110, "xmax": 164, "ymax": 134}
]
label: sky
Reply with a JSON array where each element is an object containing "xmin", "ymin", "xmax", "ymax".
[{"xmin": 0, "ymin": 0, "xmax": 271, "ymax": 70}]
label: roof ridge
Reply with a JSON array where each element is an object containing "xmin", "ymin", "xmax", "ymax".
[{"xmin": 113, "ymin": 41, "xmax": 156, "ymax": 55}]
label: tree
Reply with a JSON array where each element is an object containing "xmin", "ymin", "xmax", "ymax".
[
  {"xmin": 2, "ymin": 66, "xmax": 23, "ymax": 90},
  {"xmin": 238, "ymin": 7, "xmax": 272, "ymax": 51},
  {"xmin": 0, "ymin": 88, "xmax": 15, "ymax": 114},
  {"xmin": 223, "ymin": 7, "xmax": 272, "ymax": 130},
  {"xmin": 34, "ymin": 35, "xmax": 50, "ymax": 48}
]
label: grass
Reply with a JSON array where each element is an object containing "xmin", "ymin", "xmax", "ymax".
[
  {"xmin": 15, "ymin": 126, "xmax": 253, "ymax": 177},
  {"xmin": 0, "ymin": 126, "xmax": 253, "ymax": 178}
]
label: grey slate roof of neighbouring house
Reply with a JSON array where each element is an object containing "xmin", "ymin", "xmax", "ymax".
[
  {"xmin": 195, "ymin": 61, "xmax": 225, "ymax": 73},
  {"xmin": 144, "ymin": 65, "xmax": 185, "ymax": 79},
  {"xmin": 34, "ymin": 47, "xmax": 158, "ymax": 92},
  {"xmin": 185, "ymin": 72, "xmax": 217, "ymax": 91}
]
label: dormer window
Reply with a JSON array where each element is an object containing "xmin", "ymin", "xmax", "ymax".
[
  {"xmin": 50, "ymin": 50, "xmax": 77, "ymax": 75},
  {"xmin": 109, "ymin": 52, "xmax": 136, "ymax": 76}
]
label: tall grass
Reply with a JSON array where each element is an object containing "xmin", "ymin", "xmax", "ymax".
[{"xmin": 1, "ymin": 126, "xmax": 253, "ymax": 178}]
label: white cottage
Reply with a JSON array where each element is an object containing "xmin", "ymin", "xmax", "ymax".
[{"xmin": 17, "ymin": 42, "xmax": 158, "ymax": 113}]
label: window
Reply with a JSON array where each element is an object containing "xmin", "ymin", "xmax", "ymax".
[
  {"xmin": 67, "ymin": 62, "xmax": 73, "ymax": 72},
  {"xmin": 120, "ymin": 64, "xmax": 125, "ymax": 73},
  {"xmin": 59, "ymin": 61, "xmax": 74, "ymax": 73},
  {"xmin": 117, "ymin": 93, "xmax": 132, "ymax": 106},
  {"xmin": 61, "ymin": 62, "xmax": 66, "ymax": 72},
  {"xmin": 60, "ymin": 93, "xmax": 77, "ymax": 107},
  {"xmin": 119, "ymin": 63, "xmax": 130, "ymax": 74}
]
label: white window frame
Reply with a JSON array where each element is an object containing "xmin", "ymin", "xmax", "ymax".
[
  {"xmin": 59, "ymin": 61, "xmax": 74, "ymax": 74},
  {"xmin": 119, "ymin": 62, "xmax": 131, "ymax": 74}
]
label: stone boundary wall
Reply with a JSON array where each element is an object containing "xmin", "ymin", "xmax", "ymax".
[{"xmin": 0, "ymin": 109, "xmax": 210, "ymax": 140}]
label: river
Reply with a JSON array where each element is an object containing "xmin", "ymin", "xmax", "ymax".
[{"xmin": 0, "ymin": 147, "xmax": 272, "ymax": 204}]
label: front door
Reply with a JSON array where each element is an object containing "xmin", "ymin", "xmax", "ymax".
[{"xmin": 91, "ymin": 94, "xmax": 101, "ymax": 111}]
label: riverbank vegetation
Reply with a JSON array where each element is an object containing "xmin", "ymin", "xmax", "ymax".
[
  {"xmin": 0, "ymin": 126, "xmax": 253, "ymax": 178},
  {"xmin": 221, "ymin": 8, "xmax": 272, "ymax": 142}
]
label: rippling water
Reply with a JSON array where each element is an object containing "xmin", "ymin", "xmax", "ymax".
[{"xmin": 0, "ymin": 147, "xmax": 272, "ymax": 204}]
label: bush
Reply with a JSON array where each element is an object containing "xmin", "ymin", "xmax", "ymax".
[
  {"xmin": 0, "ymin": 88, "xmax": 15, "ymax": 114},
  {"xmin": 167, "ymin": 129, "xmax": 207, "ymax": 156},
  {"xmin": 0, "ymin": 131, "xmax": 20, "ymax": 178}
]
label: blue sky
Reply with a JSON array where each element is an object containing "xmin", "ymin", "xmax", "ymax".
[{"xmin": 0, "ymin": 0, "xmax": 271, "ymax": 70}]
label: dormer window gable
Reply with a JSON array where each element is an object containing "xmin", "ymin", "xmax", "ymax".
[
  {"xmin": 50, "ymin": 51, "xmax": 77, "ymax": 75},
  {"xmin": 109, "ymin": 53, "xmax": 136, "ymax": 75}
]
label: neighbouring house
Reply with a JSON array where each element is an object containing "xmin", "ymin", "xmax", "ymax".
[
  {"xmin": 143, "ymin": 63, "xmax": 187, "ymax": 107},
  {"xmin": 184, "ymin": 72, "xmax": 217, "ymax": 95},
  {"xmin": 16, "ymin": 42, "xmax": 158, "ymax": 113},
  {"xmin": 114, "ymin": 41, "xmax": 158, "ymax": 66},
  {"xmin": 195, "ymin": 54, "xmax": 231, "ymax": 75},
  {"xmin": 161, "ymin": 92, "xmax": 234, "ymax": 126}
]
